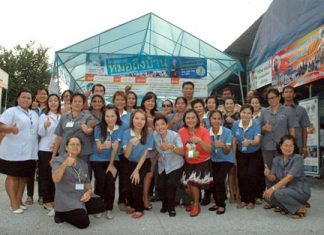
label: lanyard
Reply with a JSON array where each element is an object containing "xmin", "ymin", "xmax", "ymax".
[
  {"xmin": 18, "ymin": 106, "xmax": 33, "ymax": 126},
  {"xmin": 72, "ymin": 163, "xmax": 83, "ymax": 183}
]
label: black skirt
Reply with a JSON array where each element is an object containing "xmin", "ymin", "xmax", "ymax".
[
  {"xmin": 181, "ymin": 159, "xmax": 213, "ymax": 189},
  {"xmin": 0, "ymin": 158, "xmax": 36, "ymax": 177}
]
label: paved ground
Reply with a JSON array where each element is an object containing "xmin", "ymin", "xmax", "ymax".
[{"xmin": 0, "ymin": 174, "xmax": 323, "ymax": 235}]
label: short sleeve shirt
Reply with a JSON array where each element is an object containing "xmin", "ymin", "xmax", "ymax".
[
  {"xmin": 286, "ymin": 104, "xmax": 310, "ymax": 150},
  {"xmin": 52, "ymin": 155, "xmax": 90, "ymax": 212},
  {"xmin": 178, "ymin": 126, "xmax": 211, "ymax": 164},
  {"xmin": 260, "ymin": 104, "xmax": 298, "ymax": 150},
  {"xmin": 209, "ymin": 126, "xmax": 234, "ymax": 163},
  {"xmin": 153, "ymin": 130, "xmax": 184, "ymax": 174},
  {"xmin": 0, "ymin": 106, "xmax": 39, "ymax": 161},
  {"xmin": 55, "ymin": 110, "xmax": 94, "ymax": 158},
  {"xmin": 232, "ymin": 119, "xmax": 261, "ymax": 153},
  {"xmin": 271, "ymin": 154, "xmax": 310, "ymax": 195},
  {"xmin": 90, "ymin": 124, "xmax": 126, "ymax": 162},
  {"xmin": 121, "ymin": 129, "xmax": 154, "ymax": 162}
]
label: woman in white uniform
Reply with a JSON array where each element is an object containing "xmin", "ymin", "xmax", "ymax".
[{"xmin": 0, "ymin": 89, "xmax": 39, "ymax": 214}]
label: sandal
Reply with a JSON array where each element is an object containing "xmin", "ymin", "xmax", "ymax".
[
  {"xmin": 263, "ymin": 203, "xmax": 274, "ymax": 209},
  {"xmin": 25, "ymin": 197, "xmax": 34, "ymax": 205},
  {"xmin": 291, "ymin": 212, "xmax": 304, "ymax": 219},
  {"xmin": 273, "ymin": 207, "xmax": 283, "ymax": 213},
  {"xmin": 237, "ymin": 202, "xmax": 247, "ymax": 209}
]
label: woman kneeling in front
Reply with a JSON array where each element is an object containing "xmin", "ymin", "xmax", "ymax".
[
  {"xmin": 52, "ymin": 136, "xmax": 104, "ymax": 229},
  {"xmin": 263, "ymin": 135, "xmax": 310, "ymax": 219}
]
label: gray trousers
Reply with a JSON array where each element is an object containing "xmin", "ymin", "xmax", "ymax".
[
  {"xmin": 261, "ymin": 149, "xmax": 278, "ymax": 188},
  {"xmin": 269, "ymin": 188, "xmax": 310, "ymax": 214}
]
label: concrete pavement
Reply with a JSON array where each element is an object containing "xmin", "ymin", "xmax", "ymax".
[{"xmin": 0, "ymin": 174, "xmax": 323, "ymax": 235}]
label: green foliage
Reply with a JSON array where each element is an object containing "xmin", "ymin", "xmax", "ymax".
[{"xmin": 0, "ymin": 41, "xmax": 51, "ymax": 107}]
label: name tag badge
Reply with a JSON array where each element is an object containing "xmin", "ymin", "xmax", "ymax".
[
  {"xmin": 75, "ymin": 183, "xmax": 84, "ymax": 191},
  {"xmin": 66, "ymin": 121, "xmax": 74, "ymax": 128},
  {"xmin": 188, "ymin": 150, "xmax": 194, "ymax": 158},
  {"xmin": 30, "ymin": 127, "xmax": 36, "ymax": 135}
]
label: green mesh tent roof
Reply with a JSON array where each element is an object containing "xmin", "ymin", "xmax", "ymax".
[{"xmin": 53, "ymin": 12, "xmax": 242, "ymax": 96}]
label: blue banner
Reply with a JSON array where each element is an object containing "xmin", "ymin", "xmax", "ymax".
[{"xmin": 86, "ymin": 54, "xmax": 207, "ymax": 79}]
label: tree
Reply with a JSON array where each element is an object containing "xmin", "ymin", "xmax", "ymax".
[{"xmin": 0, "ymin": 41, "xmax": 51, "ymax": 107}]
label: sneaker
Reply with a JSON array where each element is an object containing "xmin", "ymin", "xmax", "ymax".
[
  {"xmin": 48, "ymin": 209, "xmax": 55, "ymax": 217},
  {"xmin": 94, "ymin": 213, "xmax": 103, "ymax": 218},
  {"xmin": 105, "ymin": 211, "xmax": 114, "ymax": 220}
]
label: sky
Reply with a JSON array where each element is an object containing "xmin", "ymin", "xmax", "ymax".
[{"xmin": 0, "ymin": 0, "xmax": 273, "ymax": 63}]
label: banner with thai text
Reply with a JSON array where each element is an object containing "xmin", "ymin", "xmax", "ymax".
[
  {"xmin": 85, "ymin": 54, "xmax": 208, "ymax": 97},
  {"xmin": 249, "ymin": 59, "xmax": 272, "ymax": 89}
]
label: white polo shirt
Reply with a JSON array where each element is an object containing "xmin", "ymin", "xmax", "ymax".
[
  {"xmin": 38, "ymin": 111, "xmax": 61, "ymax": 152},
  {"xmin": 0, "ymin": 106, "xmax": 39, "ymax": 161}
]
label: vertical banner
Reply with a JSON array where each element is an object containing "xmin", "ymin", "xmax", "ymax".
[
  {"xmin": 299, "ymin": 97, "xmax": 320, "ymax": 176},
  {"xmin": 271, "ymin": 25, "xmax": 324, "ymax": 91}
]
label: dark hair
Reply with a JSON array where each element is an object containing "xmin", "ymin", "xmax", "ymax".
[
  {"xmin": 141, "ymin": 92, "xmax": 157, "ymax": 116},
  {"xmin": 65, "ymin": 136, "xmax": 82, "ymax": 148},
  {"xmin": 130, "ymin": 109, "xmax": 148, "ymax": 145},
  {"xmin": 277, "ymin": 135, "xmax": 299, "ymax": 155},
  {"xmin": 113, "ymin": 90, "xmax": 127, "ymax": 103},
  {"xmin": 240, "ymin": 104, "xmax": 254, "ymax": 114},
  {"xmin": 183, "ymin": 109, "xmax": 200, "ymax": 128},
  {"xmin": 162, "ymin": 99, "xmax": 173, "ymax": 107},
  {"xmin": 175, "ymin": 96, "xmax": 188, "ymax": 106},
  {"xmin": 15, "ymin": 89, "xmax": 33, "ymax": 108},
  {"xmin": 265, "ymin": 87, "xmax": 280, "ymax": 99},
  {"xmin": 71, "ymin": 92, "xmax": 86, "ymax": 104},
  {"xmin": 205, "ymin": 95, "xmax": 218, "ymax": 109},
  {"xmin": 91, "ymin": 83, "xmax": 106, "ymax": 94},
  {"xmin": 191, "ymin": 98, "xmax": 205, "ymax": 109},
  {"xmin": 153, "ymin": 114, "xmax": 168, "ymax": 126},
  {"xmin": 99, "ymin": 105, "xmax": 122, "ymax": 141},
  {"xmin": 182, "ymin": 81, "xmax": 194, "ymax": 89},
  {"xmin": 208, "ymin": 110, "xmax": 223, "ymax": 122},
  {"xmin": 61, "ymin": 90, "xmax": 73, "ymax": 101},
  {"xmin": 89, "ymin": 94, "xmax": 105, "ymax": 112},
  {"xmin": 36, "ymin": 87, "xmax": 49, "ymax": 96},
  {"xmin": 127, "ymin": 91, "xmax": 138, "ymax": 109},
  {"xmin": 45, "ymin": 94, "xmax": 61, "ymax": 115},
  {"xmin": 282, "ymin": 85, "xmax": 295, "ymax": 93},
  {"xmin": 222, "ymin": 87, "xmax": 233, "ymax": 95}
]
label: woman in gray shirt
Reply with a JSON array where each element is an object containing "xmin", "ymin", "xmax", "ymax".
[
  {"xmin": 52, "ymin": 136, "xmax": 103, "ymax": 229},
  {"xmin": 264, "ymin": 135, "xmax": 310, "ymax": 219}
]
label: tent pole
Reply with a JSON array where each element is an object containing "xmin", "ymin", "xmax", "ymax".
[{"xmin": 238, "ymin": 72, "xmax": 245, "ymax": 105}]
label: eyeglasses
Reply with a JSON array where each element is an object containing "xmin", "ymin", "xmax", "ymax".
[
  {"xmin": 162, "ymin": 104, "xmax": 171, "ymax": 108},
  {"xmin": 69, "ymin": 143, "xmax": 81, "ymax": 147}
]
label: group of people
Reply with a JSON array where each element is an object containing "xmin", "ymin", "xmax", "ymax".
[{"xmin": 0, "ymin": 82, "xmax": 311, "ymax": 229}]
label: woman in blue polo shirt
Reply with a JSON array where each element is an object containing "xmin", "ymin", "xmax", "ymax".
[
  {"xmin": 90, "ymin": 105, "xmax": 126, "ymax": 219},
  {"xmin": 122, "ymin": 109, "xmax": 153, "ymax": 219},
  {"xmin": 208, "ymin": 110, "xmax": 234, "ymax": 215},
  {"xmin": 232, "ymin": 104, "xmax": 261, "ymax": 209}
]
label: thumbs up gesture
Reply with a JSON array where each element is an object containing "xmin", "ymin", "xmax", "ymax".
[
  {"xmin": 11, "ymin": 123, "xmax": 19, "ymax": 135},
  {"xmin": 44, "ymin": 117, "xmax": 51, "ymax": 129},
  {"xmin": 101, "ymin": 137, "xmax": 111, "ymax": 149},
  {"xmin": 81, "ymin": 121, "xmax": 88, "ymax": 133}
]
